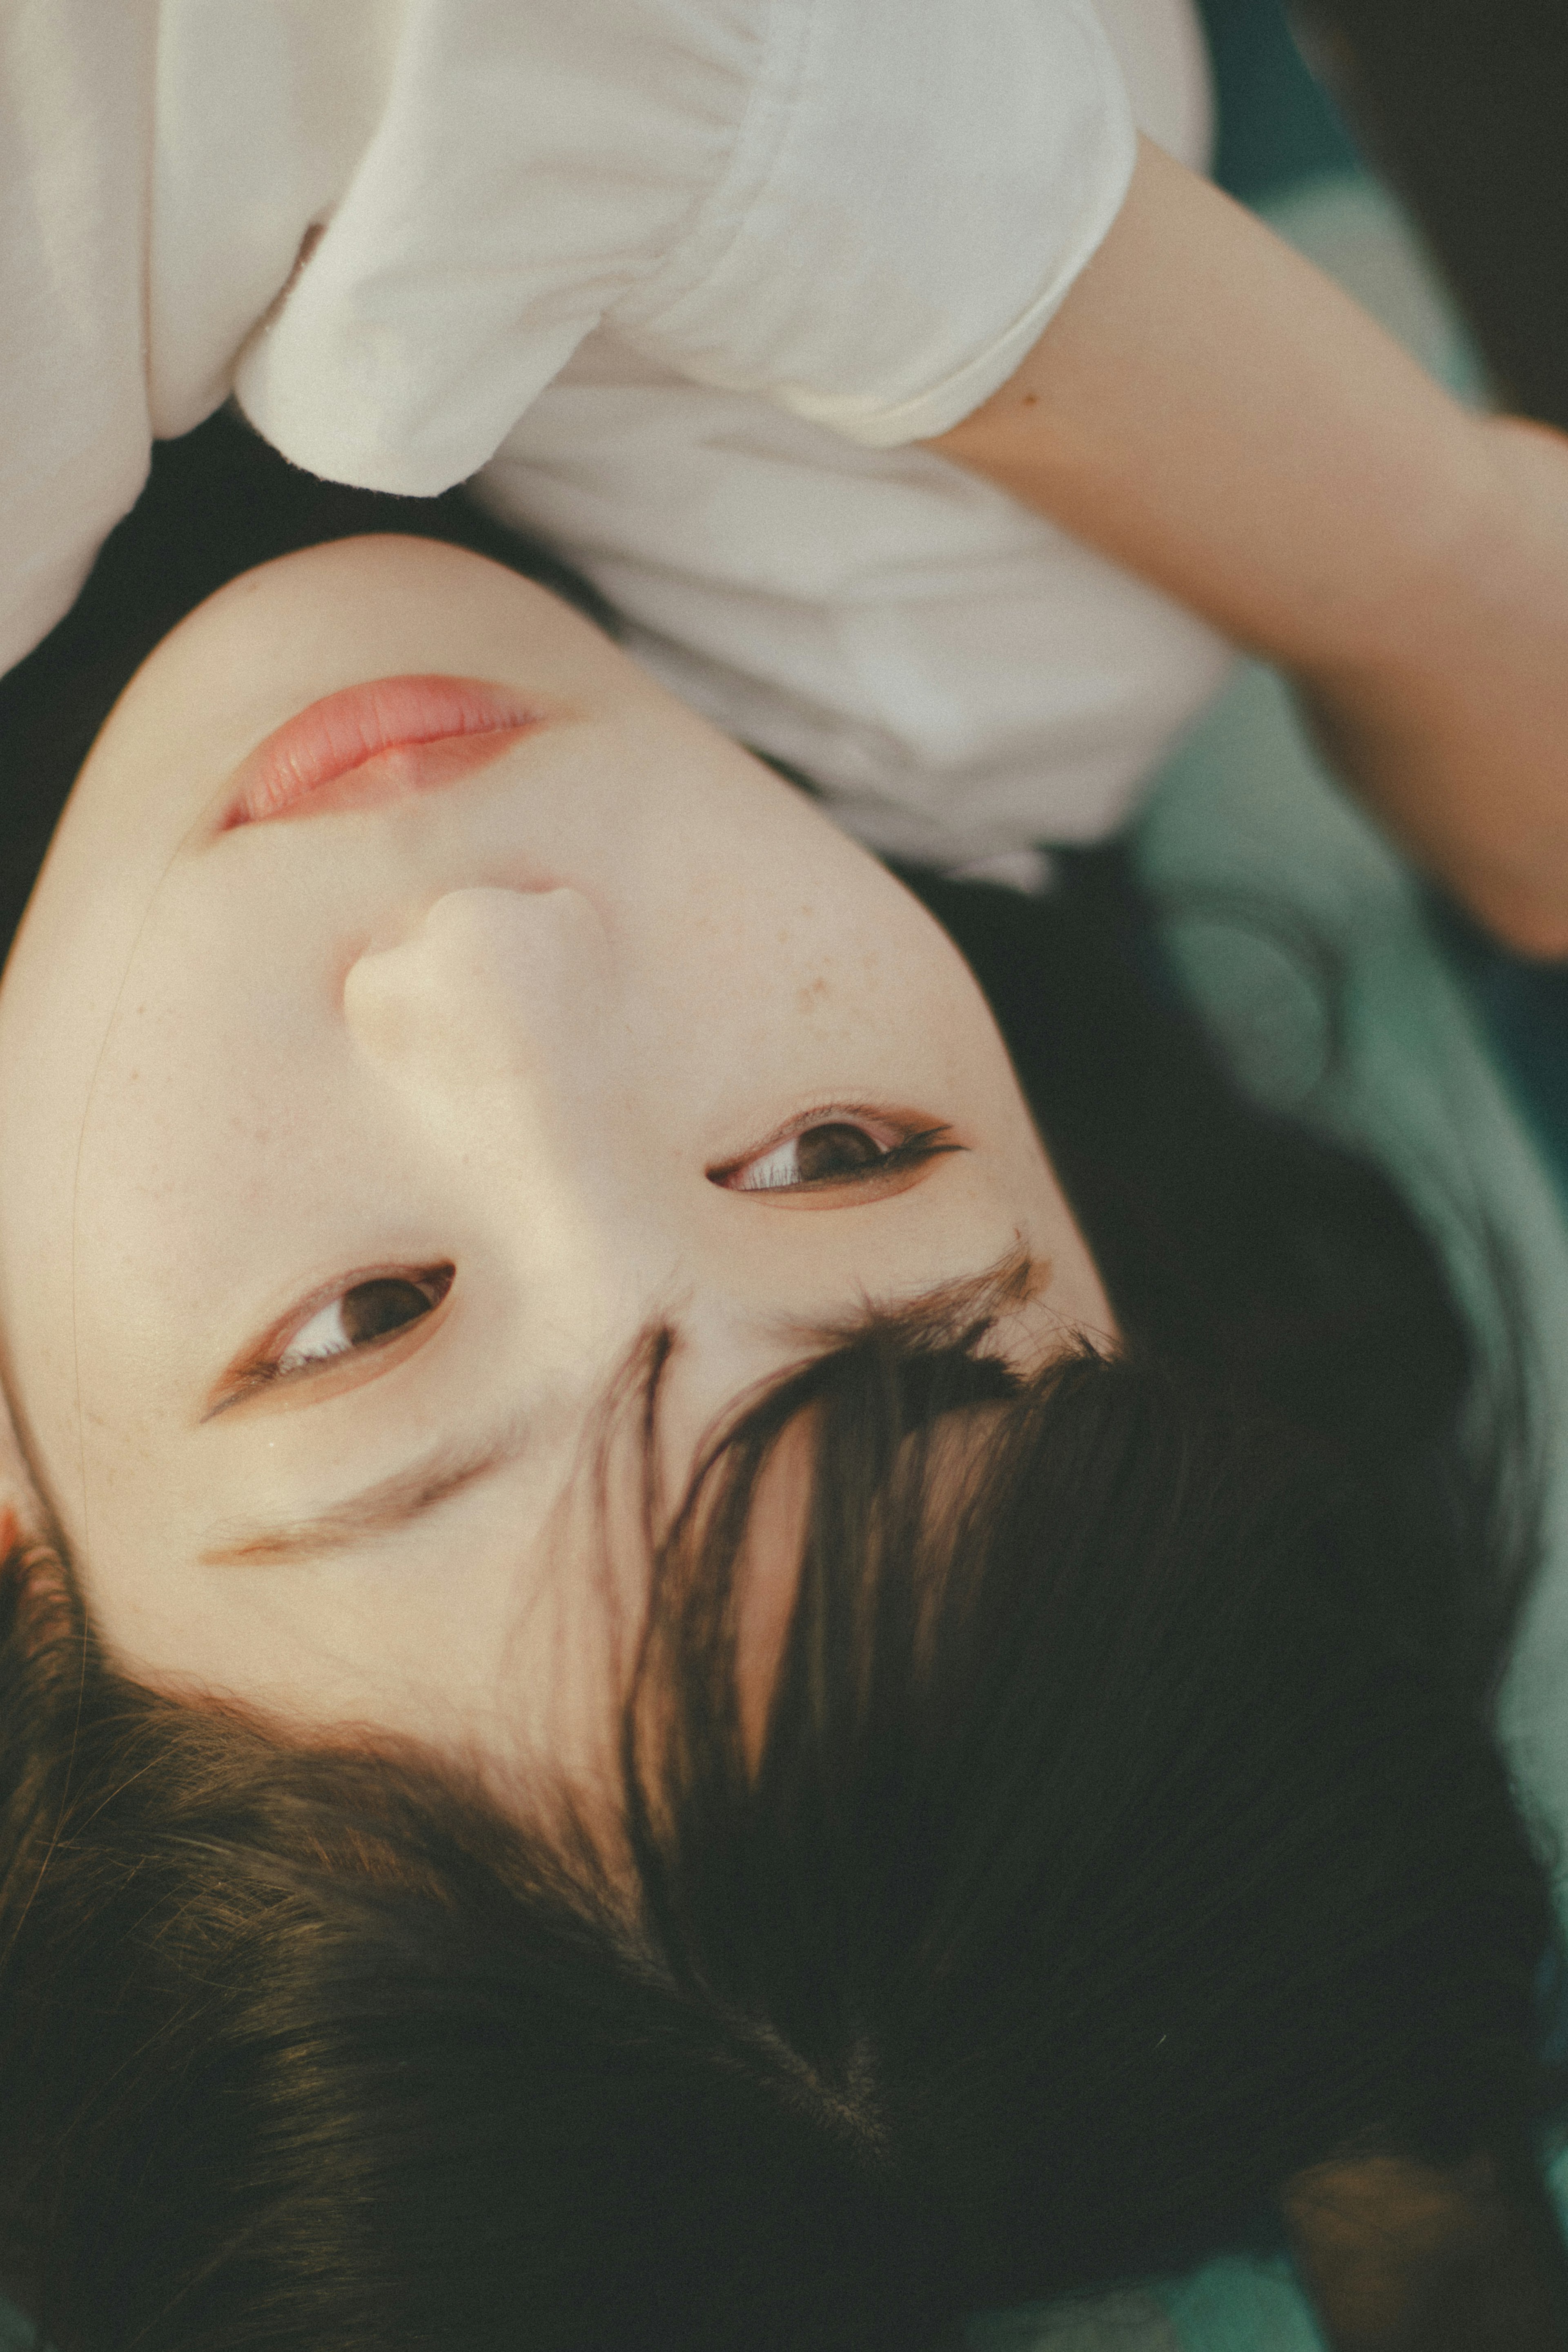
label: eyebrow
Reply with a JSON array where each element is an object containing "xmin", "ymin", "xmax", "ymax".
[
  {"xmin": 198, "ymin": 1418, "xmax": 527, "ymax": 1567},
  {"xmin": 767, "ymin": 1236, "xmax": 1048, "ymax": 1348}
]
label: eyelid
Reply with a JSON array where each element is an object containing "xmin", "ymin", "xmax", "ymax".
[
  {"xmin": 706, "ymin": 1104, "xmax": 964, "ymax": 1193},
  {"xmin": 205, "ymin": 1262, "xmax": 454, "ymax": 1421}
]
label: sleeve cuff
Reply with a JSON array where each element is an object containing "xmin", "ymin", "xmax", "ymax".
[
  {"xmin": 771, "ymin": 124, "xmax": 1135, "ymax": 447},
  {"xmin": 613, "ymin": 0, "xmax": 1139, "ymax": 451}
]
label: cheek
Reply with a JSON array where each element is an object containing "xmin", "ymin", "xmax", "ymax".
[
  {"xmin": 71, "ymin": 896, "xmax": 361, "ymax": 1305},
  {"xmin": 56, "ymin": 1058, "xmax": 381, "ymax": 1553},
  {"xmin": 620, "ymin": 894, "xmax": 994, "ymax": 1119},
  {"xmin": 74, "ymin": 1046, "xmax": 293, "ymax": 1336}
]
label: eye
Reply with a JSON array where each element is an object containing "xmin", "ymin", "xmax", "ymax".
[
  {"xmin": 229, "ymin": 1265, "xmax": 455, "ymax": 1400},
  {"xmin": 714, "ymin": 1112, "xmax": 960, "ymax": 1195},
  {"xmin": 274, "ymin": 1271, "xmax": 450, "ymax": 1374}
]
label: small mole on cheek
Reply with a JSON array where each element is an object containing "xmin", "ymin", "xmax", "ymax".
[{"xmin": 1022, "ymin": 391, "xmax": 1040, "ymax": 406}]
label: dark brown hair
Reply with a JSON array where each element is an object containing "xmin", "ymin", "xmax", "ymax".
[
  {"xmin": 0, "ymin": 1304, "xmax": 1560, "ymax": 2350},
  {"xmin": 0, "ymin": 412, "xmax": 1563, "ymax": 2348}
]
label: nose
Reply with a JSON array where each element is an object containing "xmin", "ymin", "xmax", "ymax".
[
  {"xmin": 344, "ymin": 888, "xmax": 702, "ymax": 1369},
  {"xmin": 342, "ymin": 884, "xmax": 619, "ymax": 1137}
]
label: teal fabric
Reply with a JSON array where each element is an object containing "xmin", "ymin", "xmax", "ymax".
[
  {"xmin": 1432, "ymin": 909, "xmax": 1568, "ymax": 1220},
  {"xmin": 967, "ymin": 2288, "xmax": 1186, "ymax": 2350},
  {"xmin": 1133, "ymin": 657, "xmax": 1568, "ymax": 2352},
  {"xmin": 1154, "ymin": 2257, "xmax": 1328, "ymax": 2352},
  {"xmin": 1194, "ymin": 0, "xmax": 1361, "ymax": 206}
]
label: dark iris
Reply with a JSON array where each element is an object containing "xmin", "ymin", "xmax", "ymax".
[
  {"xmin": 793, "ymin": 1123, "xmax": 888, "ymax": 1182},
  {"xmin": 339, "ymin": 1276, "xmax": 440, "ymax": 1345}
]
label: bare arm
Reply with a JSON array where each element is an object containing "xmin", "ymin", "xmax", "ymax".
[{"xmin": 926, "ymin": 137, "xmax": 1568, "ymax": 958}]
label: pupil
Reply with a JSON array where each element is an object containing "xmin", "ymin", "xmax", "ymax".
[
  {"xmin": 341, "ymin": 1278, "xmax": 431, "ymax": 1344},
  {"xmin": 794, "ymin": 1123, "xmax": 883, "ymax": 1182}
]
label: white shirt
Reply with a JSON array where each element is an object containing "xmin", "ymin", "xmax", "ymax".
[{"xmin": 1, "ymin": 0, "xmax": 1230, "ymax": 884}]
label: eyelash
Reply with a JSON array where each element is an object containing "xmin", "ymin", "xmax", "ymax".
[
  {"xmin": 233, "ymin": 1111, "xmax": 958, "ymax": 1399},
  {"xmin": 228, "ymin": 1264, "xmax": 455, "ymax": 1402},
  {"xmin": 709, "ymin": 1109, "xmax": 959, "ymax": 1194}
]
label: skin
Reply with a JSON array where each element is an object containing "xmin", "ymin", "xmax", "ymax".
[
  {"xmin": 930, "ymin": 137, "xmax": 1568, "ymax": 957},
  {"xmin": 0, "ymin": 531, "xmax": 1111, "ymax": 1804}
]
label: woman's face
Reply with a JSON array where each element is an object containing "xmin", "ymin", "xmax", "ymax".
[{"xmin": 0, "ymin": 535, "xmax": 1110, "ymax": 1784}]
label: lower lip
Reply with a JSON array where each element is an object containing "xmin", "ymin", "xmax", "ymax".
[{"xmin": 219, "ymin": 676, "xmax": 549, "ymax": 829}]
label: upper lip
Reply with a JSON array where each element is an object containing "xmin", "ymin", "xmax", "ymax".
[{"xmin": 218, "ymin": 674, "xmax": 550, "ymax": 829}]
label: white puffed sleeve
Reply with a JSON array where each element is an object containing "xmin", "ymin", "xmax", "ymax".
[
  {"xmin": 2, "ymin": 0, "xmax": 1137, "ymax": 675},
  {"xmin": 607, "ymin": 0, "xmax": 1138, "ymax": 447},
  {"xmin": 230, "ymin": 0, "xmax": 1136, "ymax": 485},
  {"xmin": 226, "ymin": 0, "xmax": 764, "ymax": 491},
  {"xmin": 0, "ymin": 2, "xmax": 156, "ymax": 680}
]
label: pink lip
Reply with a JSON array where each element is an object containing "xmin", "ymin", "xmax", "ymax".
[{"xmin": 219, "ymin": 675, "xmax": 548, "ymax": 829}]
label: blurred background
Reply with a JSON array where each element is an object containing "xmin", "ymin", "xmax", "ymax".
[{"xmin": 1191, "ymin": 0, "xmax": 1568, "ymax": 1195}]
